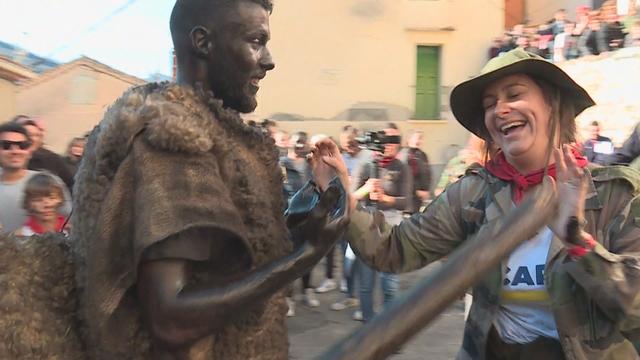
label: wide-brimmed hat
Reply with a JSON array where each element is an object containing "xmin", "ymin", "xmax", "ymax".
[{"xmin": 450, "ymin": 48, "xmax": 595, "ymax": 140}]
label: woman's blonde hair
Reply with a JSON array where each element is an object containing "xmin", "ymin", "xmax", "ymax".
[{"xmin": 533, "ymin": 77, "xmax": 577, "ymax": 146}]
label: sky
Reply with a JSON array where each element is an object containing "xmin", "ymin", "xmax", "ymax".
[{"xmin": 0, "ymin": 0, "xmax": 176, "ymax": 79}]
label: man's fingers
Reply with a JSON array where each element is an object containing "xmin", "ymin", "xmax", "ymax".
[
  {"xmin": 299, "ymin": 187, "xmax": 340, "ymax": 239},
  {"xmin": 310, "ymin": 186, "xmax": 340, "ymax": 221},
  {"xmin": 317, "ymin": 215, "xmax": 350, "ymax": 244},
  {"xmin": 327, "ymin": 215, "xmax": 350, "ymax": 233}
]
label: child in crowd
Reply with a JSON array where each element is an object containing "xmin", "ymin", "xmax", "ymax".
[{"xmin": 17, "ymin": 173, "xmax": 68, "ymax": 236}]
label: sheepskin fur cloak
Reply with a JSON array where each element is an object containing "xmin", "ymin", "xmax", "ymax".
[
  {"xmin": 0, "ymin": 233, "xmax": 83, "ymax": 359},
  {"xmin": 71, "ymin": 82, "xmax": 291, "ymax": 359}
]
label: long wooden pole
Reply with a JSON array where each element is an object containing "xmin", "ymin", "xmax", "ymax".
[{"xmin": 319, "ymin": 179, "xmax": 557, "ymax": 360}]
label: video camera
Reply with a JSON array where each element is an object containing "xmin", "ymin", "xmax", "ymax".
[{"xmin": 356, "ymin": 130, "xmax": 401, "ymax": 153}]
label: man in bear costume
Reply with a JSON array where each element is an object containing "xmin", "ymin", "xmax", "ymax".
[{"xmin": 72, "ymin": 0, "xmax": 347, "ymax": 358}]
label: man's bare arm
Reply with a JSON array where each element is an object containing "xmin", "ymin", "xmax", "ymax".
[{"xmin": 137, "ymin": 188, "xmax": 347, "ymax": 351}]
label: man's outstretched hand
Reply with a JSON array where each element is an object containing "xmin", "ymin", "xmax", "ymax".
[{"xmin": 295, "ymin": 186, "xmax": 350, "ymax": 260}]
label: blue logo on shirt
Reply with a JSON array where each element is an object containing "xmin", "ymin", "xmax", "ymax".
[{"xmin": 504, "ymin": 265, "xmax": 545, "ymax": 286}]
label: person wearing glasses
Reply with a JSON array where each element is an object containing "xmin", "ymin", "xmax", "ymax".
[
  {"xmin": 0, "ymin": 122, "xmax": 71, "ymax": 234},
  {"xmin": 12, "ymin": 116, "xmax": 75, "ymax": 192}
]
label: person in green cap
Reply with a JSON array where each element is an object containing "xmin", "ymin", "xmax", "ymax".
[{"xmin": 310, "ymin": 48, "xmax": 640, "ymax": 359}]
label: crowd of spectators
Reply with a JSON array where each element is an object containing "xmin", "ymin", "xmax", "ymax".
[
  {"xmin": 252, "ymin": 120, "xmax": 441, "ymax": 322},
  {"xmin": 489, "ymin": 2, "xmax": 640, "ymax": 62},
  {"xmin": 8, "ymin": 112, "xmax": 640, "ymax": 326},
  {"xmin": 0, "ymin": 117, "xmax": 85, "ymax": 235},
  {"xmin": 1, "ymin": 114, "xmax": 440, "ymax": 325}
]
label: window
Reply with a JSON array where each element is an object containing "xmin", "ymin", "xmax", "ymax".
[{"xmin": 414, "ymin": 45, "xmax": 440, "ymax": 119}]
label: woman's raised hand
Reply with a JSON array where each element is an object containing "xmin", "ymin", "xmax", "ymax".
[
  {"xmin": 310, "ymin": 138, "xmax": 350, "ymax": 192},
  {"xmin": 550, "ymin": 144, "xmax": 587, "ymax": 242}
]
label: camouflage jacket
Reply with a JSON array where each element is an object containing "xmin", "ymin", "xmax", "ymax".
[
  {"xmin": 435, "ymin": 149, "xmax": 482, "ymax": 192},
  {"xmin": 347, "ymin": 164, "xmax": 640, "ymax": 360}
]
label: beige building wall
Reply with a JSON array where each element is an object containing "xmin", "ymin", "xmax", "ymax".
[
  {"xmin": 0, "ymin": 79, "xmax": 17, "ymax": 122},
  {"xmin": 0, "ymin": 57, "xmax": 36, "ymax": 122},
  {"xmin": 563, "ymin": 48, "xmax": 640, "ymax": 146},
  {"xmin": 253, "ymin": 0, "xmax": 504, "ymax": 166},
  {"xmin": 16, "ymin": 63, "xmax": 142, "ymax": 153}
]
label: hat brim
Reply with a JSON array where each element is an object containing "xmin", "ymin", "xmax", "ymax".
[{"xmin": 450, "ymin": 58, "xmax": 595, "ymax": 140}]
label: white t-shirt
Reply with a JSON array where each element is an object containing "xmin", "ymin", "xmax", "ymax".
[
  {"xmin": 493, "ymin": 227, "xmax": 559, "ymax": 344},
  {"xmin": 0, "ymin": 170, "xmax": 39, "ymax": 233},
  {"xmin": 20, "ymin": 226, "xmax": 35, "ymax": 236}
]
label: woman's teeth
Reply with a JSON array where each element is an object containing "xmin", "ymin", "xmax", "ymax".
[{"xmin": 500, "ymin": 121, "xmax": 525, "ymax": 135}]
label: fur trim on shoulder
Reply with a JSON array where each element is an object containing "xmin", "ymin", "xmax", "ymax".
[
  {"xmin": 72, "ymin": 81, "xmax": 286, "ymax": 357},
  {"xmin": 0, "ymin": 233, "xmax": 84, "ymax": 359},
  {"xmin": 143, "ymin": 84, "xmax": 218, "ymax": 154}
]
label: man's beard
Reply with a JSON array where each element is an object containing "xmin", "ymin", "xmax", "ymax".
[
  {"xmin": 225, "ymin": 83, "xmax": 257, "ymax": 113},
  {"xmin": 209, "ymin": 66, "xmax": 257, "ymax": 113}
]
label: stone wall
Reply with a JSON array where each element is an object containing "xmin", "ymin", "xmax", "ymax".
[{"xmin": 561, "ymin": 47, "xmax": 640, "ymax": 145}]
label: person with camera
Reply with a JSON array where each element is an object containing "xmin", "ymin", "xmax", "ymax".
[
  {"xmin": 350, "ymin": 124, "xmax": 412, "ymax": 322},
  {"xmin": 398, "ymin": 129, "xmax": 432, "ymax": 213},
  {"xmin": 280, "ymin": 131, "xmax": 320, "ymax": 315},
  {"xmin": 312, "ymin": 49, "xmax": 640, "ymax": 358}
]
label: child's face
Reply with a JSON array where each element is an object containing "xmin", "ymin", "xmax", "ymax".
[{"xmin": 30, "ymin": 194, "xmax": 62, "ymax": 221}]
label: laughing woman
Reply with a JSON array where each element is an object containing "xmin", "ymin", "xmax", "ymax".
[{"xmin": 312, "ymin": 49, "xmax": 640, "ymax": 360}]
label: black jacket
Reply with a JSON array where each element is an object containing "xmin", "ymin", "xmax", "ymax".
[
  {"xmin": 608, "ymin": 124, "xmax": 640, "ymax": 165},
  {"xmin": 28, "ymin": 147, "xmax": 75, "ymax": 191}
]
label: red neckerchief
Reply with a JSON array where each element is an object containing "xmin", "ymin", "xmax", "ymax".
[
  {"xmin": 378, "ymin": 155, "xmax": 396, "ymax": 168},
  {"xmin": 25, "ymin": 215, "xmax": 66, "ymax": 234},
  {"xmin": 484, "ymin": 148, "xmax": 587, "ymax": 204}
]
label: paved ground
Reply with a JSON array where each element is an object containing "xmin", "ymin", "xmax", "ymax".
[{"xmin": 287, "ymin": 261, "xmax": 465, "ymax": 359}]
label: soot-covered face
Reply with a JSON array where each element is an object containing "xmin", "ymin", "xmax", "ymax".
[{"xmin": 206, "ymin": 1, "xmax": 275, "ymax": 113}]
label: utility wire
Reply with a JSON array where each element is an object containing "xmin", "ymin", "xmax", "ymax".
[{"xmin": 45, "ymin": 0, "xmax": 138, "ymax": 58}]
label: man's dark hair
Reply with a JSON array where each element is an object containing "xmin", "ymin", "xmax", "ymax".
[
  {"xmin": 261, "ymin": 119, "xmax": 276, "ymax": 128},
  {"xmin": 170, "ymin": 0, "xmax": 273, "ymax": 56},
  {"xmin": 291, "ymin": 131, "xmax": 308, "ymax": 145},
  {"xmin": 0, "ymin": 121, "xmax": 31, "ymax": 140},
  {"xmin": 341, "ymin": 125, "xmax": 358, "ymax": 137},
  {"xmin": 11, "ymin": 115, "xmax": 30, "ymax": 123},
  {"xmin": 15, "ymin": 118, "xmax": 42, "ymax": 130},
  {"xmin": 385, "ymin": 122, "xmax": 399, "ymax": 130}
]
